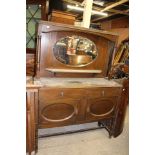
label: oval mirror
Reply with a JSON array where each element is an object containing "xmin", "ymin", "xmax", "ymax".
[{"xmin": 53, "ymin": 35, "xmax": 98, "ymax": 67}]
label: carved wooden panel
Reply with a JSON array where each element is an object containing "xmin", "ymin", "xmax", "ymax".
[
  {"xmin": 38, "ymin": 31, "xmax": 109, "ymax": 77},
  {"xmin": 89, "ymin": 99, "xmax": 114, "ymax": 115},
  {"xmin": 36, "ymin": 21, "xmax": 118, "ymax": 78},
  {"xmin": 39, "ymin": 98, "xmax": 79, "ymax": 128},
  {"xmin": 42, "ymin": 103, "xmax": 75, "ymax": 122},
  {"xmin": 86, "ymin": 97, "xmax": 118, "ymax": 121},
  {"xmin": 38, "ymin": 87, "xmax": 122, "ymax": 128}
]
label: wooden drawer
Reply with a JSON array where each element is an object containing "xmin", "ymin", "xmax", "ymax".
[
  {"xmin": 39, "ymin": 88, "xmax": 85, "ymax": 103},
  {"xmin": 86, "ymin": 88, "xmax": 122, "ymax": 99}
]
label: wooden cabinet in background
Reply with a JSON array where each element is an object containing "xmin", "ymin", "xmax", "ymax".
[
  {"xmin": 49, "ymin": 10, "xmax": 76, "ymax": 25},
  {"xmin": 101, "ymin": 16, "xmax": 129, "ymax": 30}
]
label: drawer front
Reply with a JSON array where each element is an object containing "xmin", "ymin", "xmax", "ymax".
[
  {"xmin": 86, "ymin": 88, "xmax": 122, "ymax": 99},
  {"xmin": 86, "ymin": 97, "xmax": 119, "ymax": 121},
  {"xmin": 39, "ymin": 88, "xmax": 84, "ymax": 103},
  {"xmin": 39, "ymin": 98, "xmax": 80, "ymax": 128}
]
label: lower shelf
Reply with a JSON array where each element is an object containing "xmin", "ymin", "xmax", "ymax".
[{"xmin": 38, "ymin": 120, "xmax": 114, "ymax": 138}]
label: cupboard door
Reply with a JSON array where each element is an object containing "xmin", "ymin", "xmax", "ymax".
[
  {"xmin": 39, "ymin": 98, "xmax": 80, "ymax": 128},
  {"xmin": 86, "ymin": 97, "xmax": 118, "ymax": 121}
]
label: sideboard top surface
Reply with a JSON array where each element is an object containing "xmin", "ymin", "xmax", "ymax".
[{"xmin": 34, "ymin": 78, "xmax": 122, "ymax": 88}]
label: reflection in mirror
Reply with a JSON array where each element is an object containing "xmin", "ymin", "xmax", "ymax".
[{"xmin": 53, "ymin": 36, "xmax": 97, "ymax": 67}]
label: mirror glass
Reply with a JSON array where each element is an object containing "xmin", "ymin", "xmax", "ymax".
[{"xmin": 53, "ymin": 36, "xmax": 98, "ymax": 67}]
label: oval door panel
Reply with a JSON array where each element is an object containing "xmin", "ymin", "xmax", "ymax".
[
  {"xmin": 89, "ymin": 99, "xmax": 115, "ymax": 116},
  {"xmin": 41, "ymin": 103, "xmax": 75, "ymax": 122}
]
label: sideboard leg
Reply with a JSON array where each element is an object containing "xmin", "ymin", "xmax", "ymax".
[
  {"xmin": 98, "ymin": 121, "xmax": 102, "ymax": 127},
  {"xmin": 97, "ymin": 119, "xmax": 114, "ymax": 138}
]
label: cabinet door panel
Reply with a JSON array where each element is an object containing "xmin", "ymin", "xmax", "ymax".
[
  {"xmin": 86, "ymin": 97, "xmax": 118, "ymax": 121},
  {"xmin": 39, "ymin": 98, "xmax": 79, "ymax": 128}
]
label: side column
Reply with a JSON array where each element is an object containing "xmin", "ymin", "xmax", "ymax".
[{"xmin": 26, "ymin": 88, "xmax": 39, "ymax": 155}]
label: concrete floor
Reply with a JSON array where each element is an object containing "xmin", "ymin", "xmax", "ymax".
[{"xmin": 37, "ymin": 107, "xmax": 129, "ymax": 155}]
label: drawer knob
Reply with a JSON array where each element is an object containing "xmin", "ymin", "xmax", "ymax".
[
  {"xmin": 60, "ymin": 92, "xmax": 64, "ymax": 97},
  {"xmin": 102, "ymin": 91, "xmax": 104, "ymax": 96},
  {"xmin": 123, "ymin": 88, "xmax": 125, "ymax": 91}
]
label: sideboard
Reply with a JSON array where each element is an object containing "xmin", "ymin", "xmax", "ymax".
[{"xmin": 26, "ymin": 21, "xmax": 128, "ymax": 155}]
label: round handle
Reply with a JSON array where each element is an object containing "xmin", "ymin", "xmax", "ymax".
[{"xmin": 102, "ymin": 91, "xmax": 104, "ymax": 96}]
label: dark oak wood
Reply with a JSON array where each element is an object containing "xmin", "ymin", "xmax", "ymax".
[
  {"xmin": 36, "ymin": 21, "xmax": 118, "ymax": 78},
  {"xmin": 26, "ymin": 88, "xmax": 39, "ymax": 155},
  {"xmin": 86, "ymin": 97, "xmax": 118, "ymax": 120},
  {"xmin": 112, "ymin": 79, "xmax": 129, "ymax": 137},
  {"xmin": 49, "ymin": 10, "xmax": 77, "ymax": 25},
  {"xmin": 38, "ymin": 87, "xmax": 122, "ymax": 133},
  {"xmin": 26, "ymin": 21, "xmax": 128, "ymax": 154}
]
